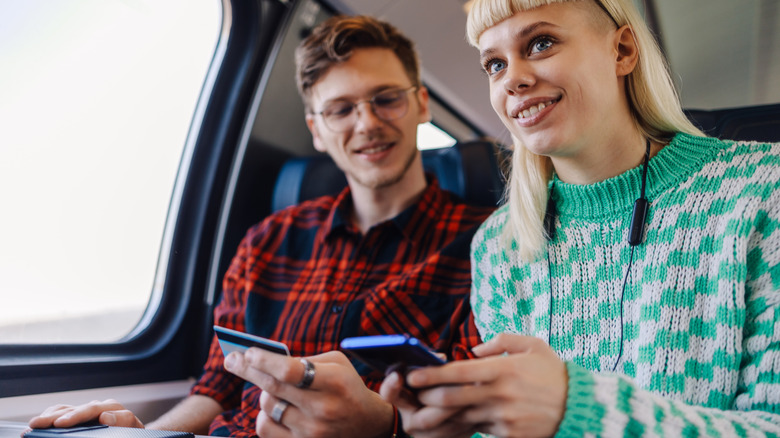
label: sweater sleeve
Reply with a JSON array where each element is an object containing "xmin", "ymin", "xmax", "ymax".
[
  {"xmin": 556, "ymin": 189, "xmax": 780, "ymax": 437},
  {"xmin": 558, "ymin": 361, "xmax": 780, "ymax": 437}
]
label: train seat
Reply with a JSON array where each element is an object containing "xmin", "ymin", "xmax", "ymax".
[
  {"xmin": 271, "ymin": 140, "xmax": 506, "ymax": 212},
  {"xmin": 686, "ymin": 102, "xmax": 780, "ymax": 143}
]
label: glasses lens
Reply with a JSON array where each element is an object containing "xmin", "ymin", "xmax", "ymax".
[
  {"xmin": 372, "ymin": 89, "xmax": 409, "ymax": 121},
  {"xmin": 318, "ymin": 88, "xmax": 414, "ymax": 132},
  {"xmin": 321, "ymin": 101, "xmax": 355, "ymax": 132}
]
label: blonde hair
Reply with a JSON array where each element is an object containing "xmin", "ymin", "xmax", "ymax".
[{"xmin": 467, "ymin": 0, "xmax": 704, "ymax": 261}]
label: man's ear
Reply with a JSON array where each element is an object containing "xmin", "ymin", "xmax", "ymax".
[
  {"xmin": 306, "ymin": 114, "xmax": 326, "ymax": 153},
  {"xmin": 415, "ymin": 86, "xmax": 432, "ymax": 124},
  {"xmin": 614, "ymin": 25, "xmax": 639, "ymax": 77}
]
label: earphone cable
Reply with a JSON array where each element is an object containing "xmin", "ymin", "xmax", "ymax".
[
  {"xmin": 611, "ymin": 244, "xmax": 635, "ymax": 372},
  {"xmin": 546, "ymin": 139, "xmax": 651, "ymax": 373}
]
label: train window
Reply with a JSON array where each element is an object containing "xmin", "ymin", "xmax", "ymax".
[
  {"xmin": 418, "ymin": 122, "xmax": 457, "ymax": 150},
  {"xmin": 0, "ymin": 1, "xmax": 220, "ymax": 344}
]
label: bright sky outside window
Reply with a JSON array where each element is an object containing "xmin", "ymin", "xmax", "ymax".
[{"xmin": 0, "ymin": 0, "xmax": 220, "ymax": 343}]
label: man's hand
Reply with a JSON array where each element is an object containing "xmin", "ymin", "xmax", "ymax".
[
  {"xmin": 29, "ymin": 399, "xmax": 144, "ymax": 429},
  {"xmin": 380, "ymin": 333, "xmax": 568, "ymax": 438},
  {"xmin": 224, "ymin": 348, "xmax": 394, "ymax": 438}
]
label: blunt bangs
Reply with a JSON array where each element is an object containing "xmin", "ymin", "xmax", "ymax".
[{"xmin": 466, "ymin": 0, "xmax": 573, "ymax": 47}]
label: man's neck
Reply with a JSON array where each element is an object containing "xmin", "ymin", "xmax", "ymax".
[{"xmin": 348, "ymin": 164, "xmax": 428, "ymax": 235}]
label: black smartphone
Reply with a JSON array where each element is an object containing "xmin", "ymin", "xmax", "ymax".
[
  {"xmin": 24, "ymin": 424, "xmax": 192, "ymax": 438},
  {"xmin": 213, "ymin": 325, "xmax": 290, "ymax": 356},
  {"xmin": 340, "ymin": 334, "xmax": 446, "ymax": 375}
]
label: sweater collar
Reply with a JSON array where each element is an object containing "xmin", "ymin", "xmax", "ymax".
[{"xmin": 551, "ymin": 133, "xmax": 726, "ymax": 220}]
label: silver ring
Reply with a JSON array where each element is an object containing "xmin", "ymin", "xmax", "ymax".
[
  {"xmin": 269, "ymin": 399, "xmax": 290, "ymax": 424},
  {"xmin": 296, "ymin": 358, "xmax": 316, "ymax": 389}
]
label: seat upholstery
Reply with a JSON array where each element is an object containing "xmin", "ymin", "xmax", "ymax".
[
  {"xmin": 685, "ymin": 102, "xmax": 780, "ymax": 143},
  {"xmin": 271, "ymin": 140, "xmax": 506, "ymax": 212}
]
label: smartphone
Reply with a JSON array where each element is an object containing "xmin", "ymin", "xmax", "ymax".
[
  {"xmin": 340, "ymin": 334, "xmax": 446, "ymax": 375},
  {"xmin": 24, "ymin": 424, "xmax": 193, "ymax": 438},
  {"xmin": 213, "ymin": 325, "xmax": 290, "ymax": 356}
]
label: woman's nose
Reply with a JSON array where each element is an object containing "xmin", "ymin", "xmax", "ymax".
[{"xmin": 503, "ymin": 61, "xmax": 536, "ymax": 94}]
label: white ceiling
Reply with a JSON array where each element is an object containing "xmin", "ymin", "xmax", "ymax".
[{"xmin": 654, "ymin": 0, "xmax": 780, "ymax": 109}]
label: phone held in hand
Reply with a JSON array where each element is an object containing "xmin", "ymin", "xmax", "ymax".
[
  {"xmin": 24, "ymin": 424, "xmax": 193, "ymax": 438},
  {"xmin": 213, "ymin": 325, "xmax": 290, "ymax": 357},
  {"xmin": 340, "ymin": 334, "xmax": 445, "ymax": 375}
]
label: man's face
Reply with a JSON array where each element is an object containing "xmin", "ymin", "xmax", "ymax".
[{"xmin": 305, "ymin": 48, "xmax": 430, "ymax": 191}]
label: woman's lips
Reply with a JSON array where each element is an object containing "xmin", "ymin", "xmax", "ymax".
[{"xmin": 511, "ymin": 96, "xmax": 561, "ymax": 126}]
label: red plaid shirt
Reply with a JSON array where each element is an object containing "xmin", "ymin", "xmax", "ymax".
[{"xmin": 191, "ymin": 179, "xmax": 494, "ymax": 437}]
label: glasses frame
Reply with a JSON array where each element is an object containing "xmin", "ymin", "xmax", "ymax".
[{"xmin": 312, "ymin": 86, "xmax": 419, "ymax": 132}]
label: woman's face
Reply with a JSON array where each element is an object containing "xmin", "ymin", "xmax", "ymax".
[{"xmin": 478, "ymin": 2, "xmax": 630, "ymax": 163}]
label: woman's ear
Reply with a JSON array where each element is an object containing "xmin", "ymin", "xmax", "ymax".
[{"xmin": 614, "ymin": 24, "xmax": 639, "ymax": 77}]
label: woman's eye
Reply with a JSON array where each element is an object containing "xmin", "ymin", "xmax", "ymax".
[
  {"xmin": 484, "ymin": 59, "xmax": 506, "ymax": 75},
  {"xmin": 530, "ymin": 37, "xmax": 554, "ymax": 54}
]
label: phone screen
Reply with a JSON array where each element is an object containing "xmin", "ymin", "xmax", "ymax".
[{"xmin": 340, "ymin": 335, "xmax": 445, "ymax": 375}]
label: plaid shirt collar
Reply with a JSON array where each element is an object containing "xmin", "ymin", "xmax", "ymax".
[{"xmin": 321, "ymin": 175, "xmax": 444, "ymax": 244}]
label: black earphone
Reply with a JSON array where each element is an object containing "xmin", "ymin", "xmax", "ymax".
[
  {"xmin": 628, "ymin": 140, "xmax": 651, "ymax": 246},
  {"xmin": 546, "ymin": 139, "xmax": 650, "ymax": 245},
  {"xmin": 546, "ymin": 139, "xmax": 651, "ymax": 371}
]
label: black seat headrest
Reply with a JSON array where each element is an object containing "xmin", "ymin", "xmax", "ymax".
[
  {"xmin": 685, "ymin": 103, "xmax": 780, "ymax": 143},
  {"xmin": 271, "ymin": 140, "xmax": 506, "ymax": 212}
]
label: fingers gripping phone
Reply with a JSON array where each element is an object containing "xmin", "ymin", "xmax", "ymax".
[
  {"xmin": 213, "ymin": 325, "xmax": 290, "ymax": 356},
  {"xmin": 340, "ymin": 334, "xmax": 446, "ymax": 375}
]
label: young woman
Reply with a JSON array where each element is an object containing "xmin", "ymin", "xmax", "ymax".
[{"xmin": 380, "ymin": 0, "xmax": 780, "ymax": 436}]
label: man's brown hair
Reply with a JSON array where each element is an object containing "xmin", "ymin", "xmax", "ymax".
[{"xmin": 295, "ymin": 15, "xmax": 421, "ymax": 111}]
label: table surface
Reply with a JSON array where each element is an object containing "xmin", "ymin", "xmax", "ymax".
[{"xmin": 0, "ymin": 421, "xmax": 27, "ymax": 438}]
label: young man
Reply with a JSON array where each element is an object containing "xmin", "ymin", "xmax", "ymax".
[{"xmin": 29, "ymin": 15, "xmax": 493, "ymax": 438}]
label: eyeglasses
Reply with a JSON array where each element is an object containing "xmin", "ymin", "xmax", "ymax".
[{"xmin": 312, "ymin": 86, "xmax": 418, "ymax": 132}]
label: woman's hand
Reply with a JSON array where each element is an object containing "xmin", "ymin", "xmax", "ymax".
[{"xmin": 381, "ymin": 334, "xmax": 568, "ymax": 438}]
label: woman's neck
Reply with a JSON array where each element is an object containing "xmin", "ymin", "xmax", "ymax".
[{"xmin": 551, "ymin": 129, "xmax": 660, "ymax": 185}]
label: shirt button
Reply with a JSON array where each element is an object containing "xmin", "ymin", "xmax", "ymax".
[{"xmin": 331, "ymin": 305, "xmax": 343, "ymax": 313}]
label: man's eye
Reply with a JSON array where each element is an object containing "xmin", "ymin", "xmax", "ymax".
[
  {"xmin": 484, "ymin": 59, "xmax": 506, "ymax": 75},
  {"xmin": 323, "ymin": 104, "xmax": 353, "ymax": 118},
  {"xmin": 531, "ymin": 37, "xmax": 554, "ymax": 54},
  {"xmin": 374, "ymin": 93, "xmax": 403, "ymax": 107}
]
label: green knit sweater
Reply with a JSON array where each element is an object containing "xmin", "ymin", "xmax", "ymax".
[{"xmin": 470, "ymin": 133, "xmax": 780, "ymax": 437}]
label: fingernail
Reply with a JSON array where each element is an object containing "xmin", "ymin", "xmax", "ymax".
[
  {"xmin": 224, "ymin": 353, "xmax": 237, "ymax": 371},
  {"xmin": 407, "ymin": 370, "xmax": 424, "ymax": 386},
  {"xmin": 101, "ymin": 413, "xmax": 116, "ymax": 426}
]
